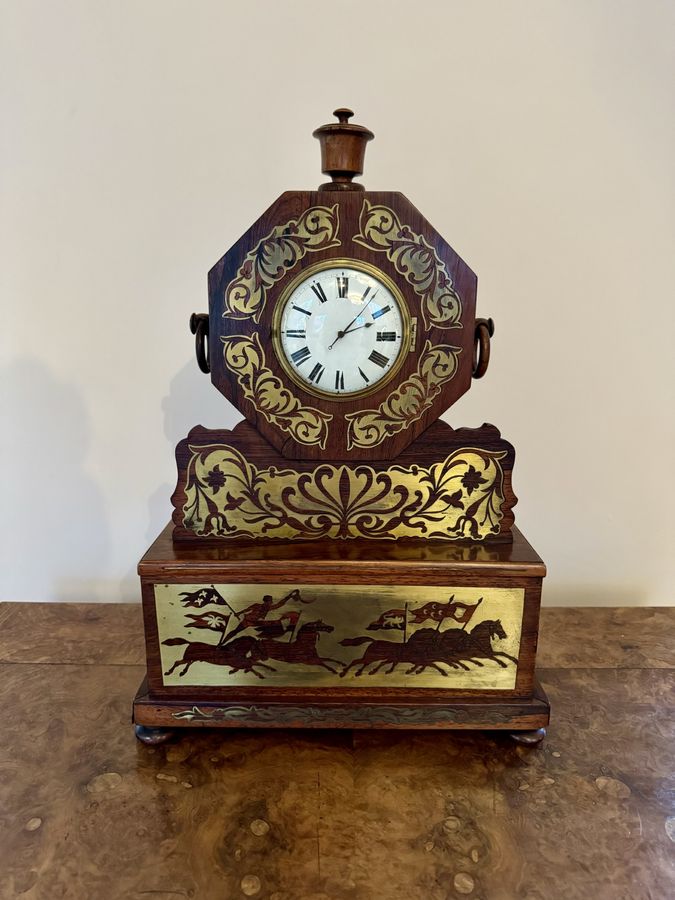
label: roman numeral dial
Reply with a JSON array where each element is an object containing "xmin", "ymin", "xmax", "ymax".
[
  {"xmin": 308, "ymin": 362, "xmax": 325, "ymax": 384},
  {"xmin": 276, "ymin": 263, "xmax": 408, "ymax": 398},
  {"xmin": 368, "ymin": 350, "xmax": 389, "ymax": 368},
  {"xmin": 311, "ymin": 283, "xmax": 328, "ymax": 304},
  {"xmin": 290, "ymin": 346, "xmax": 311, "ymax": 365}
]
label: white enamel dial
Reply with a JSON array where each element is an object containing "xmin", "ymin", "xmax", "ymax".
[{"xmin": 276, "ymin": 263, "xmax": 407, "ymax": 398}]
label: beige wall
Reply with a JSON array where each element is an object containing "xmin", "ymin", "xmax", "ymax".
[{"xmin": 2, "ymin": 0, "xmax": 673, "ymax": 604}]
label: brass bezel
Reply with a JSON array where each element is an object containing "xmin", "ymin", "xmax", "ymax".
[{"xmin": 272, "ymin": 258, "xmax": 412, "ymax": 403}]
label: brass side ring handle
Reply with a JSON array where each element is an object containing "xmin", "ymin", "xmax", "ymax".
[
  {"xmin": 472, "ymin": 317, "xmax": 494, "ymax": 379},
  {"xmin": 190, "ymin": 313, "xmax": 210, "ymax": 374}
]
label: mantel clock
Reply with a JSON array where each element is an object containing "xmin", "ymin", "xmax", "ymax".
[{"xmin": 133, "ymin": 109, "xmax": 549, "ymax": 744}]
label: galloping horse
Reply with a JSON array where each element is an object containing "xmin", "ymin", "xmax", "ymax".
[
  {"xmin": 339, "ymin": 632, "xmax": 469, "ymax": 677},
  {"xmin": 340, "ymin": 619, "xmax": 516, "ymax": 677},
  {"xmin": 406, "ymin": 619, "xmax": 518, "ymax": 674},
  {"xmin": 162, "ymin": 635, "xmax": 274, "ymax": 679},
  {"xmin": 257, "ymin": 620, "xmax": 344, "ymax": 674}
]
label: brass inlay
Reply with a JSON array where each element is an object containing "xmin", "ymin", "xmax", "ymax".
[
  {"xmin": 181, "ymin": 441, "xmax": 506, "ymax": 540},
  {"xmin": 223, "ymin": 204, "xmax": 340, "ymax": 323},
  {"xmin": 345, "ymin": 340, "xmax": 461, "ymax": 450},
  {"xmin": 353, "ymin": 199, "xmax": 462, "ymax": 330},
  {"xmin": 410, "ymin": 317, "xmax": 418, "ymax": 351},
  {"xmin": 271, "ymin": 258, "xmax": 412, "ymax": 402},
  {"xmin": 156, "ymin": 583, "xmax": 524, "ymax": 691},
  {"xmin": 221, "ymin": 333, "xmax": 332, "ymax": 448}
]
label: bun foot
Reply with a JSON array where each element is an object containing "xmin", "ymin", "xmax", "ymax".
[
  {"xmin": 134, "ymin": 724, "xmax": 175, "ymax": 746},
  {"xmin": 509, "ymin": 727, "xmax": 546, "ymax": 746}
]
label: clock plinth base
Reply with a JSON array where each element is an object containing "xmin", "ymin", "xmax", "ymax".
[
  {"xmin": 133, "ymin": 522, "xmax": 550, "ymax": 740},
  {"xmin": 132, "ymin": 677, "xmax": 549, "ymax": 735}
]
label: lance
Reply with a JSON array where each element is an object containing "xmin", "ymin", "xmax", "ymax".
[
  {"xmin": 212, "ymin": 584, "xmax": 243, "ymax": 646},
  {"xmin": 216, "ymin": 618, "xmax": 231, "ymax": 647},
  {"xmin": 433, "ymin": 594, "xmax": 454, "ymax": 632},
  {"xmin": 461, "ymin": 597, "xmax": 483, "ymax": 630},
  {"xmin": 212, "ymin": 584, "xmax": 241, "ymax": 619},
  {"xmin": 287, "ymin": 612, "xmax": 302, "ymax": 643},
  {"xmin": 434, "ymin": 595, "xmax": 453, "ymax": 632}
]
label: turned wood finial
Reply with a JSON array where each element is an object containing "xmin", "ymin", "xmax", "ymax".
[
  {"xmin": 313, "ymin": 108, "xmax": 374, "ymax": 191},
  {"xmin": 333, "ymin": 107, "xmax": 354, "ymax": 124}
]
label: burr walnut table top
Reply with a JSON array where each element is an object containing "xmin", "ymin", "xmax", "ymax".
[{"xmin": 0, "ymin": 602, "xmax": 673, "ymax": 900}]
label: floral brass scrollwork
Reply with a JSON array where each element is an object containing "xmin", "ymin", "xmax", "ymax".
[
  {"xmin": 221, "ymin": 334, "xmax": 332, "ymax": 448},
  {"xmin": 223, "ymin": 205, "xmax": 340, "ymax": 322},
  {"xmin": 353, "ymin": 199, "xmax": 462, "ymax": 330},
  {"xmin": 344, "ymin": 340, "xmax": 461, "ymax": 450},
  {"xmin": 181, "ymin": 441, "xmax": 506, "ymax": 541}
]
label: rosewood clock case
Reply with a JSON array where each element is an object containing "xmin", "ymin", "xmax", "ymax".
[
  {"xmin": 133, "ymin": 108, "xmax": 549, "ymax": 745},
  {"xmin": 206, "ymin": 190, "xmax": 477, "ymax": 461}
]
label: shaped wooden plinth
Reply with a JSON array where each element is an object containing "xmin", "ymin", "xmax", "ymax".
[
  {"xmin": 133, "ymin": 522, "xmax": 548, "ymax": 740},
  {"xmin": 171, "ymin": 420, "xmax": 517, "ymax": 543}
]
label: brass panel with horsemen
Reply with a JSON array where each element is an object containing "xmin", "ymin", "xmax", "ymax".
[{"xmin": 155, "ymin": 583, "xmax": 524, "ymax": 691}]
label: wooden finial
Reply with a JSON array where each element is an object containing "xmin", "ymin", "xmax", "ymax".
[
  {"xmin": 313, "ymin": 108, "xmax": 374, "ymax": 191},
  {"xmin": 333, "ymin": 108, "xmax": 354, "ymax": 124}
]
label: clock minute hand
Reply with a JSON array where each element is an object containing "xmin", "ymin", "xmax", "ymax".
[
  {"xmin": 327, "ymin": 293, "xmax": 377, "ymax": 350},
  {"xmin": 341, "ymin": 292, "xmax": 377, "ymax": 334}
]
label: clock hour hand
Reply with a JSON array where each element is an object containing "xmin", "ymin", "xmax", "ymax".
[
  {"xmin": 327, "ymin": 294, "xmax": 377, "ymax": 350},
  {"xmin": 341, "ymin": 321, "xmax": 373, "ymax": 336},
  {"xmin": 327, "ymin": 321, "xmax": 373, "ymax": 349}
]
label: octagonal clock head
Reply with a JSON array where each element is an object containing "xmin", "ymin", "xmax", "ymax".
[{"xmin": 198, "ymin": 111, "xmax": 487, "ymax": 462}]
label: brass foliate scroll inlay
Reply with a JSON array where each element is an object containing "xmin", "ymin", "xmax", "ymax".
[
  {"xmin": 223, "ymin": 204, "xmax": 340, "ymax": 322},
  {"xmin": 353, "ymin": 199, "xmax": 462, "ymax": 330},
  {"xmin": 182, "ymin": 441, "xmax": 506, "ymax": 540},
  {"xmin": 345, "ymin": 340, "xmax": 461, "ymax": 450},
  {"xmin": 221, "ymin": 333, "xmax": 332, "ymax": 448}
]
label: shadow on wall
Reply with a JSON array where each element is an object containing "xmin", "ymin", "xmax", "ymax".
[
  {"xmin": 144, "ymin": 356, "xmax": 241, "ymax": 545},
  {"xmin": 119, "ymin": 356, "xmax": 241, "ymax": 601},
  {"xmin": 0, "ymin": 359, "xmax": 110, "ymax": 602},
  {"xmin": 161, "ymin": 356, "xmax": 242, "ymax": 448}
]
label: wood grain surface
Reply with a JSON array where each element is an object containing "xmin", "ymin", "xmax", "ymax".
[
  {"xmin": 1, "ymin": 602, "xmax": 673, "ymax": 900},
  {"xmin": 207, "ymin": 190, "xmax": 478, "ymax": 461},
  {"xmin": 139, "ymin": 523, "xmax": 546, "ymax": 579}
]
